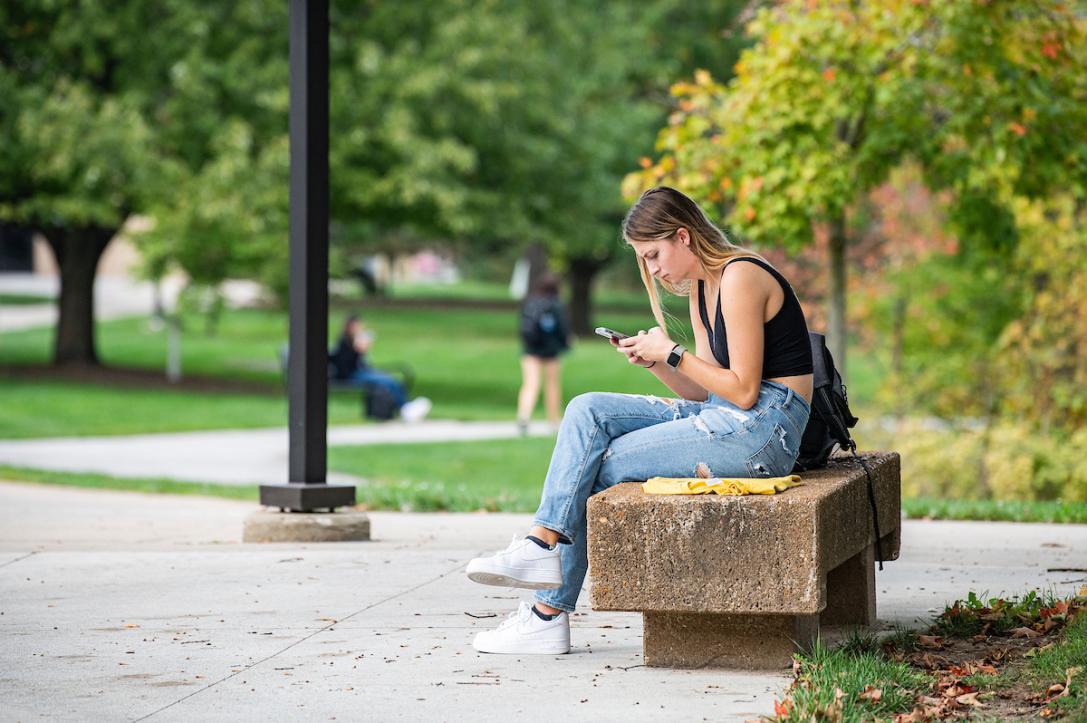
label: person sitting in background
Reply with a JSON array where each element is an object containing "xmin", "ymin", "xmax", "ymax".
[
  {"xmin": 516, "ymin": 274, "xmax": 571, "ymax": 435},
  {"xmin": 330, "ymin": 315, "xmax": 431, "ymax": 423}
]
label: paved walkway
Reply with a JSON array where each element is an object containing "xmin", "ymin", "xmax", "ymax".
[
  {"xmin": 2, "ymin": 481, "xmax": 1084, "ymax": 721},
  {"xmin": 0, "ymin": 420, "xmax": 554, "ymax": 486},
  {"xmin": 0, "ymin": 273, "xmax": 263, "ymax": 333}
]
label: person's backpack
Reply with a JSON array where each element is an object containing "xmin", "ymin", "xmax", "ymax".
[
  {"xmin": 793, "ymin": 332, "xmax": 858, "ymax": 472},
  {"xmin": 793, "ymin": 332, "xmax": 885, "ymax": 569},
  {"xmin": 364, "ymin": 383, "xmax": 400, "ymax": 421}
]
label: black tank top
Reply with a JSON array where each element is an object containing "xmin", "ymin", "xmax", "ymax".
[{"xmin": 696, "ymin": 257, "xmax": 813, "ymax": 378}]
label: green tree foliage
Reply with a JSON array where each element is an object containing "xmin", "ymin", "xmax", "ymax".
[
  {"xmin": 328, "ymin": 0, "xmax": 752, "ymax": 332},
  {"xmin": 0, "ymin": 0, "xmax": 755, "ymax": 360},
  {"xmin": 625, "ymin": 0, "xmax": 1087, "ymax": 372},
  {"xmin": 997, "ymin": 196, "xmax": 1087, "ymax": 434},
  {"xmin": 1, "ymin": 2, "xmax": 288, "ymax": 358},
  {"xmin": 0, "ymin": 3, "xmax": 178, "ymax": 363}
]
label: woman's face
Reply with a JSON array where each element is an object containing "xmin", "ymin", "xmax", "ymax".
[{"xmin": 630, "ymin": 228, "xmax": 700, "ymax": 284}]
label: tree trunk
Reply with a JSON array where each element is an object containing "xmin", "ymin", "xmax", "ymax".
[
  {"xmin": 524, "ymin": 242, "xmax": 549, "ymax": 293},
  {"xmin": 42, "ymin": 225, "xmax": 117, "ymax": 366},
  {"xmin": 827, "ymin": 213, "xmax": 849, "ymax": 381},
  {"xmin": 567, "ymin": 256, "xmax": 605, "ymax": 336},
  {"xmin": 890, "ymin": 293, "xmax": 907, "ymax": 418}
]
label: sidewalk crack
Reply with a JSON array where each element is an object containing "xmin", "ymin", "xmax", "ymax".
[
  {"xmin": 133, "ymin": 558, "xmax": 467, "ymax": 721},
  {"xmin": 0, "ymin": 551, "xmax": 38, "ymax": 569}
]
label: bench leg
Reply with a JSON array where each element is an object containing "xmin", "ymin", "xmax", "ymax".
[
  {"xmin": 642, "ymin": 611, "xmax": 818, "ymax": 669},
  {"xmin": 822, "ymin": 543, "xmax": 876, "ymax": 626}
]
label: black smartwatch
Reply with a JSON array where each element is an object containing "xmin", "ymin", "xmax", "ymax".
[{"xmin": 665, "ymin": 344, "xmax": 687, "ymax": 370}]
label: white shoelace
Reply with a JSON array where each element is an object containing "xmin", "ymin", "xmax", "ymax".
[
  {"xmin": 495, "ymin": 602, "xmax": 533, "ymax": 632},
  {"xmin": 489, "ymin": 534, "xmax": 522, "ymax": 557}
]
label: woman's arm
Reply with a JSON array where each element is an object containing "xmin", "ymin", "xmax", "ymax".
[
  {"xmin": 643, "ymin": 351, "xmax": 710, "ymax": 401},
  {"xmin": 680, "ymin": 265, "xmax": 766, "ymax": 408},
  {"xmin": 624, "ymin": 264, "xmax": 768, "ymax": 409}
]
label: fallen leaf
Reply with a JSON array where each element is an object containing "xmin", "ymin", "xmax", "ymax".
[
  {"xmin": 1060, "ymin": 667, "xmax": 1083, "ymax": 698},
  {"xmin": 956, "ymin": 691, "xmax": 983, "ymax": 707},
  {"xmin": 918, "ymin": 634, "xmax": 944, "ymax": 648},
  {"xmin": 858, "ymin": 685, "xmax": 882, "ymax": 702},
  {"xmin": 1011, "ymin": 626, "xmax": 1042, "ymax": 638}
]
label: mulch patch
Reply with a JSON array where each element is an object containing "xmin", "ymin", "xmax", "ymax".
[
  {"xmin": 889, "ymin": 597, "xmax": 1086, "ymax": 720},
  {"xmin": 0, "ymin": 363, "xmax": 280, "ymax": 395}
]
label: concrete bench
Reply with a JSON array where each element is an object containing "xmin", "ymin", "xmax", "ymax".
[{"xmin": 586, "ymin": 451, "xmax": 901, "ymax": 669}]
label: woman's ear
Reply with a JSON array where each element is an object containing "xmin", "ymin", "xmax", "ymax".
[{"xmin": 676, "ymin": 228, "xmax": 690, "ymax": 246}]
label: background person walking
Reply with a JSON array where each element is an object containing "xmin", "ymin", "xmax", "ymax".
[{"xmin": 516, "ymin": 275, "xmax": 570, "ymax": 434}]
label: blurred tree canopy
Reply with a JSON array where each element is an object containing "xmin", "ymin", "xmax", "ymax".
[
  {"xmin": 1, "ymin": 0, "xmax": 755, "ymax": 362},
  {"xmin": 625, "ymin": 0, "xmax": 1087, "ymax": 373}
]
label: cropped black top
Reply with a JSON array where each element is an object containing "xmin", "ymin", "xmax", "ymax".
[{"xmin": 696, "ymin": 257, "xmax": 813, "ymax": 378}]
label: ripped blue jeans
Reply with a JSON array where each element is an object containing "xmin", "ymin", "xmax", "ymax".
[{"xmin": 532, "ymin": 380, "xmax": 810, "ymax": 612}]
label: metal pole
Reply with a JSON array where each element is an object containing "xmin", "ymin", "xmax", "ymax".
[{"xmin": 260, "ymin": 0, "xmax": 354, "ymax": 512}]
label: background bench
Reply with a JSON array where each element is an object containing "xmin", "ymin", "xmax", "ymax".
[
  {"xmin": 277, "ymin": 344, "xmax": 414, "ymax": 419},
  {"xmin": 587, "ymin": 451, "xmax": 901, "ymax": 669}
]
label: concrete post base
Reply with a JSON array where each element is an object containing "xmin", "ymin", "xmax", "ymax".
[
  {"xmin": 243, "ymin": 509, "xmax": 371, "ymax": 543},
  {"xmin": 643, "ymin": 611, "xmax": 818, "ymax": 669}
]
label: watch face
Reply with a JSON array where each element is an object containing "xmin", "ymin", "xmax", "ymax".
[{"xmin": 667, "ymin": 346, "xmax": 684, "ymax": 368}]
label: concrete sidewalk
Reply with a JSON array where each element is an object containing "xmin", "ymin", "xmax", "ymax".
[
  {"xmin": 0, "ymin": 420, "xmax": 554, "ymax": 486},
  {"xmin": 2, "ymin": 481, "xmax": 1085, "ymax": 721}
]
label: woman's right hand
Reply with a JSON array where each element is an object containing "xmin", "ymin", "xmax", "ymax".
[{"xmin": 613, "ymin": 332, "xmax": 655, "ymax": 368}]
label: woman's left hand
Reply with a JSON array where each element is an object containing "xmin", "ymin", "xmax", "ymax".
[{"xmin": 619, "ymin": 327, "xmax": 676, "ymax": 364}]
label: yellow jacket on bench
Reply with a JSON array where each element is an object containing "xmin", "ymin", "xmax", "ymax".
[{"xmin": 642, "ymin": 475, "xmax": 802, "ymax": 496}]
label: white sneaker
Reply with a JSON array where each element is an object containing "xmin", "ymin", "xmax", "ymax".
[
  {"xmin": 472, "ymin": 601, "xmax": 570, "ymax": 655},
  {"xmin": 400, "ymin": 396, "xmax": 432, "ymax": 423},
  {"xmin": 466, "ymin": 535, "xmax": 562, "ymax": 589}
]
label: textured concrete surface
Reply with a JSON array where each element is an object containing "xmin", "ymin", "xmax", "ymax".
[
  {"xmin": 1, "ymin": 480, "xmax": 1084, "ymax": 721},
  {"xmin": 242, "ymin": 510, "xmax": 372, "ymax": 543},
  {"xmin": 823, "ymin": 544, "xmax": 877, "ymax": 626},
  {"xmin": 643, "ymin": 612, "xmax": 819, "ymax": 670},
  {"xmin": 587, "ymin": 452, "xmax": 901, "ymax": 616}
]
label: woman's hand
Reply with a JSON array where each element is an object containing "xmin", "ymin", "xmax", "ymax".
[
  {"xmin": 618, "ymin": 327, "xmax": 676, "ymax": 365},
  {"xmin": 610, "ymin": 334, "xmax": 653, "ymax": 368}
]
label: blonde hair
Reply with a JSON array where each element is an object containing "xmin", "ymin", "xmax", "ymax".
[{"xmin": 621, "ymin": 186, "xmax": 762, "ymax": 330}]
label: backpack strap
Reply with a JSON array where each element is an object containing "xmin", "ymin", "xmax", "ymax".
[{"xmin": 851, "ymin": 447, "xmax": 885, "ymax": 571}]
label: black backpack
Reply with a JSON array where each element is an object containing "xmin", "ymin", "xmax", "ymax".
[
  {"xmin": 793, "ymin": 332, "xmax": 885, "ymax": 569},
  {"xmin": 364, "ymin": 383, "xmax": 400, "ymax": 421},
  {"xmin": 793, "ymin": 332, "xmax": 858, "ymax": 472}
]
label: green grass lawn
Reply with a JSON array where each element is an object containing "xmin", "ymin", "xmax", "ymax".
[
  {"xmin": 329, "ymin": 437, "xmax": 556, "ymax": 511},
  {"xmin": 0, "ymin": 287, "xmax": 890, "ymax": 437},
  {"xmin": 0, "ymin": 293, "xmax": 54, "ymax": 305},
  {"xmin": 0, "ymin": 301, "xmax": 680, "ymax": 437}
]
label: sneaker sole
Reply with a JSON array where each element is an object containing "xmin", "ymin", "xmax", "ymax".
[
  {"xmin": 465, "ymin": 570, "xmax": 561, "ymax": 590},
  {"xmin": 472, "ymin": 637, "xmax": 570, "ymax": 655}
]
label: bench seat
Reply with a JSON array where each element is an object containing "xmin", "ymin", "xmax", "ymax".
[{"xmin": 586, "ymin": 451, "xmax": 901, "ymax": 669}]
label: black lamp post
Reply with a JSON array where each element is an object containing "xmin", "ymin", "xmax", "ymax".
[{"xmin": 259, "ymin": 0, "xmax": 354, "ymax": 512}]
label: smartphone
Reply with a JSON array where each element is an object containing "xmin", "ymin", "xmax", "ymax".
[{"xmin": 594, "ymin": 326, "xmax": 630, "ymax": 341}]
